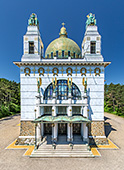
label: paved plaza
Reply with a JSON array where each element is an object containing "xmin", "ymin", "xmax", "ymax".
[{"xmin": 0, "ymin": 112, "xmax": 124, "ymax": 170}]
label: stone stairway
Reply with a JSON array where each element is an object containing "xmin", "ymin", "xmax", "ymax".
[{"xmin": 30, "ymin": 136, "xmax": 94, "ymax": 158}]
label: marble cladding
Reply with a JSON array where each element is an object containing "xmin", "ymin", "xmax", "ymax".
[{"xmin": 20, "ymin": 65, "xmax": 104, "ymax": 121}]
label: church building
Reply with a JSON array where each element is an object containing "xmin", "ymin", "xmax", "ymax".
[{"xmin": 14, "ymin": 13, "xmax": 110, "ymax": 150}]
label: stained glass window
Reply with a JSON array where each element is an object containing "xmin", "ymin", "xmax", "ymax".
[{"xmin": 44, "ymin": 80, "xmax": 81, "ymax": 100}]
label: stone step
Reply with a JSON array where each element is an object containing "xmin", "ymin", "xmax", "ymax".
[
  {"xmin": 33, "ymin": 149, "xmax": 90, "ymax": 152},
  {"xmin": 30, "ymin": 154, "xmax": 94, "ymax": 158},
  {"xmin": 31, "ymin": 152, "xmax": 93, "ymax": 155},
  {"xmin": 38, "ymin": 148, "xmax": 88, "ymax": 151}
]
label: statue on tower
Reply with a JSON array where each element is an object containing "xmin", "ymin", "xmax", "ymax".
[
  {"xmin": 86, "ymin": 13, "xmax": 96, "ymax": 28},
  {"xmin": 28, "ymin": 13, "xmax": 39, "ymax": 28}
]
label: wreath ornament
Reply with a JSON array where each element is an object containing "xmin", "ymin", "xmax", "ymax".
[
  {"xmin": 52, "ymin": 67, "xmax": 59, "ymax": 76},
  {"xmin": 24, "ymin": 67, "xmax": 31, "ymax": 76},
  {"xmin": 94, "ymin": 67, "xmax": 101, "ymax": 76},
  {"xmin": 38, "ymin": 67, "xmax": 44, "ymax": 76},
  {"xmin": 66, "ymin": 67, "xmax": 73, "ymax": 76},
  {"xmin": 80, "ymin": 67, "xmax": 87, "ymax": 76}
]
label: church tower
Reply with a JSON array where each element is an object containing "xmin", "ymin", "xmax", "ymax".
[
  {"xmin": 82, "ymin": 13, "xmax": 103, "ymax": 62},
  {"xmin": 21, "ymin": 13, "xmax": 44, "ymax": 61}
]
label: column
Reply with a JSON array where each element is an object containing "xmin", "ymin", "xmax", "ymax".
[
  {"xmin": 41, "ymin": 106, "xmax": 44, "ymax": 138},
  {"xmin": 81, "ymin": 123, "xmax": 83, "ymax": 139},
  {"xmin": 36, "ymin": 93, "xmax": 41, "ymax": 145},
  {"xmin": 83, "ymin": 93, "xmax": 89, "ymax": 143},
  {"xmin": 67, "ymin": 123, "xmax": 73, "ymax": 142},
  {"xmin": 67, "ymin": 92, "xmax": 73, "ymax": 142},
  {"xmin": 83, "ymin": 93, "xmax": 88, "ymax": 118},
  {"xmin": 52, "ymin": 91, "xmax": 57, "ymax": 141},
  {"xmin": 83, "ymin": 123, "xmax": 88, "ymax": 142}
]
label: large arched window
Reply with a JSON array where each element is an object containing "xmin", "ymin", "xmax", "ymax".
[{"xmin": 44, "ymin": 80, "xmax": 81, "ymax": 100}]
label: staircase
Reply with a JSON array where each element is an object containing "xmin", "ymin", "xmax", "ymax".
[{"xmin": 30, "ymin": 136, "xmax": 94, "ymax": 158}]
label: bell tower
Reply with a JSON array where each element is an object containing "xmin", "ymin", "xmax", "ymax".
[
  {"xmin": 21, "ymin": 13, "xmax": 44, "ymax": 61},
  {"xmin": 82, "ymin": 13, "xmax": 103, "ymax": 61}
]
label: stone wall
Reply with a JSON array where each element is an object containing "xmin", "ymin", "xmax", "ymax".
[
  {"xmin": 20, "ymin": 121, "xmax": 35, "ymax": 136},
  {"xmin": 15, "ymin": 121, "xmax": 35, "ymax": 145},
  {"xmin": 88, "ymin": 121, "xmax": 108, "ymax": 145}
]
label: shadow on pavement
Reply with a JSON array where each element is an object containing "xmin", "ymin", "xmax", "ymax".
[
  {"xmin": 0, "ymin": 114, "xmax": 20, "ymax": 123},
  {"xmin": 104, "ymin": 116, "xmax": 117, "ymax": 137}
]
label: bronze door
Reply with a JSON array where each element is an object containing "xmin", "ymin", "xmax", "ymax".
[
  {"xmin": 58, "ymin": 123, "xmax": 67, "ymax": 135},
  {"xmin": 44, "ymin": 123, "xmax": 52, "ymax": 135},
  {"xmin": 73, "ymin": 123, "xmax": 81, "ymax": 134}
]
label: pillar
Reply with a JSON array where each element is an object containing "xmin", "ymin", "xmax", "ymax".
[
  {"xmin": 81, "ymin": 123, "xmax": 83, "ymax": 139},
  {"xmin": 67, "ymin": 123, "xmax": 73, "ymax": 142},
  {"xmin": 41, "ymin": 106, "xmax": 44, "ymax": 137},
  {"xmin": 83, "ymin": 123, "xmax": 88, "ymax": 142},
  {"xmin": 52, "ymin": 91, "xmax": 57, "ymax": 141},
  {"xmin": 67, "ymin": 92, "xmax": 73, "ymax": 142},
  {"xmin": 36, "ymin": 93, "xmax": 41, "ymax": 145},
  {"xmin": 83, "ymin": 93, "xmax": 88, "ymax": 118},
  {"xmin": 52, "ymin": 123, "xmax": 58, "ymax": 141}
]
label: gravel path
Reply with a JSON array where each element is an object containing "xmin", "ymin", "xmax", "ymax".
[{"xmin": 0, "ymin": 113, "xmax": 124, "ymax": 170}]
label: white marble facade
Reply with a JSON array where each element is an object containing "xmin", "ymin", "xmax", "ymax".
[
  {"xmin": 14, "ymin": 13, "xmax": 110, "ymax": 145},
  {"xmin": 20, "ymin": 65, "xmax": 105, "ymax": 121}
]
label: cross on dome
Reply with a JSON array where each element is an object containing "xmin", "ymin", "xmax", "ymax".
[{"xmin": 62, "ymin": 22, "xmax": 65, "ymax": 27}]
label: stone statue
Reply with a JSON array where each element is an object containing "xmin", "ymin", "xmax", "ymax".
[{"xmin": 86, "ymin": 13, "xmax": 96, "ymax": 28}]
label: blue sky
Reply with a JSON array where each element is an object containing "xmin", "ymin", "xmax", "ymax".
[{"xmin": 0, "ymin": 0, "xmax": 123, "ymax": 84}]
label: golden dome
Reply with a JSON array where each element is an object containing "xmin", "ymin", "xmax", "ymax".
[{"xmin": 45, "ymin": 24, "xmax": 81, "ymax": 59}]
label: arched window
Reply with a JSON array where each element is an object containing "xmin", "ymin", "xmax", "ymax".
[{"xmin": 44, "ymin": 80, "xmax": 81, "ymax": 100}]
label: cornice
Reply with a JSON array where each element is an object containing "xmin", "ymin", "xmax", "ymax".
[{"xmin": 13, "ymin": 61, "xmax": 111, "ymax": 68}]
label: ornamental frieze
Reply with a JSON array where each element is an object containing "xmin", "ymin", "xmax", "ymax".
[
  {"xmin": 24, "ymin": 67, "xmax": 31, "ymax": 76},
  {"xmin": 38, "ymin": 67, "xmax": 45, "ymax": 76}
]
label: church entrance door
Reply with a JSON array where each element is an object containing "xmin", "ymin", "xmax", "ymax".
[
  {"xmin": 58, "ymin": 123, "xmax": 67, "ymax": 135},
  {"xmin": 73, "ymin": 123, "xmax": 81, "ymax": 135},
  {"xmin": 44, "ymin": 123, "xmax": 52, "ymax": 135}
]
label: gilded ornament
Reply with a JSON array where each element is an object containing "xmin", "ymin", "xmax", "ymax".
[
  {"xmin": 38, "ymin": 67, "xmax": 44, "ymax": 76},
  {"xmin": 88, "ymin": 67, "xmax": 93, "ymax": 76},
  {"xmin": 46, "ymin": 67, "xmax": 50, "ymax": 76},
  {"xmin": 37, "ymin": 78, "xmax": 42, "ymax": 93},
  {"xmin": 52, "ymin": 67, "xmax": 59, "ymax": 76},
  {"xmin": 52, "ymin": 123, "xmax": 55, "ymax": 127},
  {"xmin": 74, "ymin": 67, "xmax": 78, "ymax": 76},
  {"xmin": 24, "ymin": 67, "xmax": 31, "ymax": 76},
  {"xmin": 94, "ymin": 67, "xmax": 101, "ymax": 76},
  {"xmin": 24, "ymin": 37, "xmax": 28, "ymax": 41},
  {"xmin": 67, "ymin": 78, "xmax": 72, "ymax": 93},
  {"xmin": 60, "ymin": 67, "xmax": 64, "ymax": 76},
  {"xmin": 32, "ymin": 67, "xmax": 36, "ymax": 76},
  {"xmin": 66, "ymin": 67, "xmax": 73, "ymax": 76},
  {"xmin": 52, "ymin": 77, "xmax": 57, "ymax": 92},
  {"xmin": 80, "ymin": 67, "xmax": 87, "ymax": 76}
]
